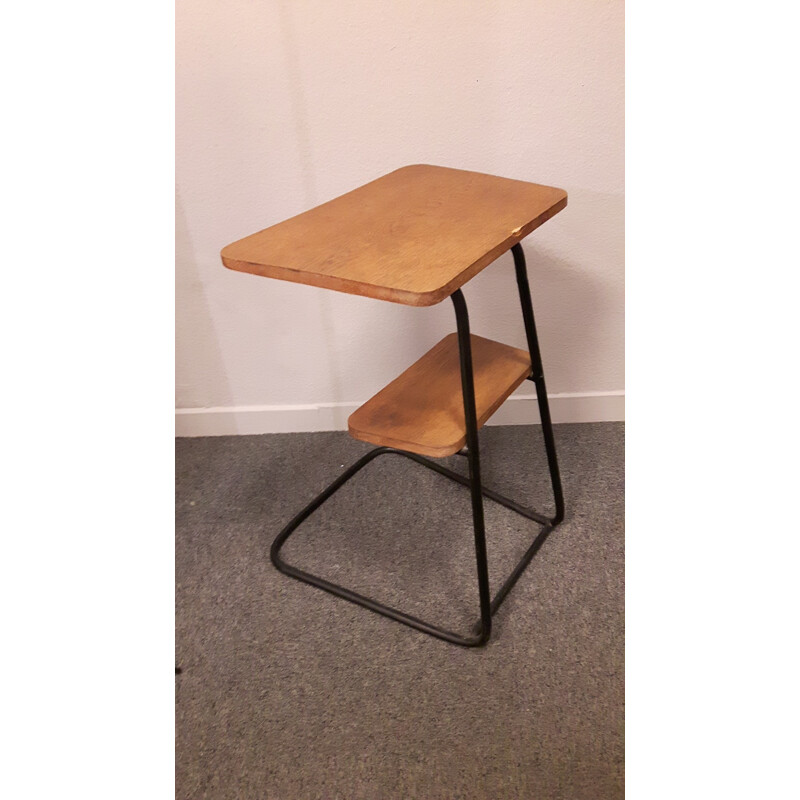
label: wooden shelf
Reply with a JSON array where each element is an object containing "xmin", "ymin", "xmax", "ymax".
[{"xmin": 348, "ymin": 334, "xmax": 531, "ymax": 458}]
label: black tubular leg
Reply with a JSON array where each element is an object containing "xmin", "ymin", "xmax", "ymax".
[
  {"xmin": 451, "ymin": 289, "xmax": 492, "ymax": 643},
  {"xmin": 511, "ymin": 243, "xmax": 565, "ymax": 525},
  {"xmin": 270, "ymin": 254, "xmax": 565, "ymax": 647}
]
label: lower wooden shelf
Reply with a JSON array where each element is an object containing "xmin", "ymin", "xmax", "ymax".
[{"xmin": 348, "ymin": 333, "xmax": 532, "ymax": 458}]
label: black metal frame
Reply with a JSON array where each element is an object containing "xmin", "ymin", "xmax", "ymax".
[{"xmin": 271, "ymin": 244, "xmax": 564, "ymax": 647}]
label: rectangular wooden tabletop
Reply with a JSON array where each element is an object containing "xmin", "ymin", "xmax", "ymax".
[{"xmin": 221, "ymin": 164, "xmax": 566, "ymax": 307}]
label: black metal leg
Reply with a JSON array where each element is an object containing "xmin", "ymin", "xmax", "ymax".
[
  {"xmin": 450, "ymin": 289, "xmax": 492, "ymax": 642},
  {"xmin": 270, "ymin": 253, "xmax": 565, "ymax": 647},
  {"xmin": 512, "ymin": 243, "xmax": 565, "ymax": 525}
]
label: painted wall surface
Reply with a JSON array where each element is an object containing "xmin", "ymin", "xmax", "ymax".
[{"xmin": 176, "ymin": 1, "xmax": 623, "ymax": 423}]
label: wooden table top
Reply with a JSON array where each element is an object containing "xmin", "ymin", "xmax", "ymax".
[{"xmin": 221, "ymin": 164, "xmax": 566, "ymax": 307}]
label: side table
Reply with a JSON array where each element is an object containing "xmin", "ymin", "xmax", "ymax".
[{"xmin": 221, "ymin": 164, "xmax": 566, "ymax": 647}]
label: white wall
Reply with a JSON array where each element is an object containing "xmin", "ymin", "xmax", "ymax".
[{"xmin": 176, "ymin": 0, "xmax": 624, "ymax": 435}]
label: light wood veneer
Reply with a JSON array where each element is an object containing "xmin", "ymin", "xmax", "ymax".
[
  {"xmin": 348, "ymin": 333, "xmax": 532, "ymax": 457},
  {"xmin": 221, "ymin": 164, "xmax": 566, "ymax": 307}
]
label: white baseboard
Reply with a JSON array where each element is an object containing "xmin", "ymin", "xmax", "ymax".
[{"xmin": 175, "ymin": 391, "xmax": 624, "ymax": 437}]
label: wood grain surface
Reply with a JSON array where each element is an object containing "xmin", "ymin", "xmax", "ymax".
[
  {"xmin": 348, "ymin": 333, "xmax": 532, "ymax": 457},
  {"xmin": 221, "ymin": 164, "xmax": 566, "ymax": 306}
]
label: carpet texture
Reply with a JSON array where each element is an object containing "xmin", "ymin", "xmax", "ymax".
[{"xmin": 176, "ymin": 422, "xmax": 624, "ymax": 799}]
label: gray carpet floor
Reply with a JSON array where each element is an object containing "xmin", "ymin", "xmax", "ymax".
[{"xmin": 176, "ymin": 422, "xmax": 624, "ymax": 799}]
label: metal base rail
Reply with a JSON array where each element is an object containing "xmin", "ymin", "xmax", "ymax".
[
  {"xmin": 271, "ymin": 446, "xmax": 557, "ymax": 646},
  {"xmin": 270, "ymin": 244, "xmax": 564, "ymax": 648}
]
